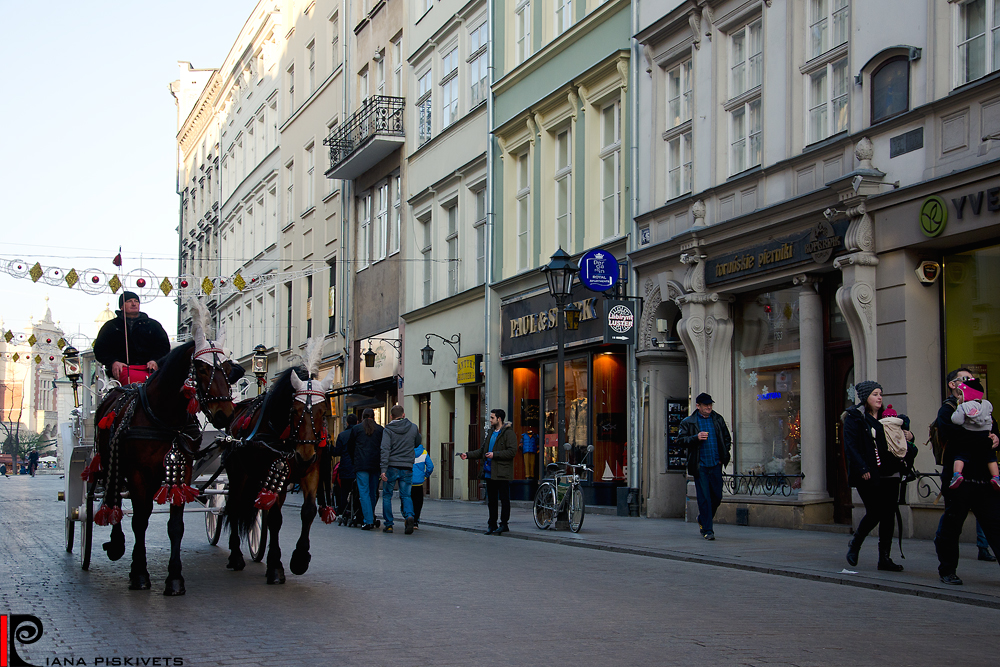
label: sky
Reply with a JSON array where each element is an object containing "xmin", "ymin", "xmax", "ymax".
[{"xmin": 0, "ymin": 1, "xmax": 255, "ymax": 347}]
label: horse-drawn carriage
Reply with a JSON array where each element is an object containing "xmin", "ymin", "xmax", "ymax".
[{"xmin": 62, "ymin": 300, "xmax": 334, "ymax": 594}]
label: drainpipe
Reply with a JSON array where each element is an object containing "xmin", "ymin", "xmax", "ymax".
[
  {"xmin": 340, "ymin": 0, "xmax": 352, "ymax": 384},
  {"xmin": 629, "ymin": 0, "xmax": 641, "ymax": 500},
  {"xmin": 484, "ymin": 0, "xmax": 495, "ymax": 426}
]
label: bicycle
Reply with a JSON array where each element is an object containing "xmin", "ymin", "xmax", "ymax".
[{"xmin": 532, "ymin": 459, "xmax": 593, "ymax": 533}]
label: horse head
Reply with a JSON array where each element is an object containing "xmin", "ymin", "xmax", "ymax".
[
  {"xmin": 287, "ymin": 368, "xmax": 334, "ymax": 460},
  {"xmin": 188, "ymin": 299, "xmax": 236, "ymax": 429}
]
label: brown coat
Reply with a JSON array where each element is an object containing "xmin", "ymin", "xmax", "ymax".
[{"xmin": 467, "ymin": 423, "xmax": 517, "ymax": 481}]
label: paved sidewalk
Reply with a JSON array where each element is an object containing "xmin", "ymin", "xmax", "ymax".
[{"xmin": 404, "ymin": 497, "xmax": 1000, "ymax": 608}]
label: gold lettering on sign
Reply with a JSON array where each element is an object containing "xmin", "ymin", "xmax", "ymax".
[
  {"xmin": 757, "ymin": 243, "xmax": 794, "ymax": 268},
  {"xmin": 508, "ymin": 298, "xmax": 599, "ymax": 339}
]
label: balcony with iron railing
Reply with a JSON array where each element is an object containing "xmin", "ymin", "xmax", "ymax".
[{"xmin": 324, "ymin": 95, "xmax": 405, "ymax": 181}]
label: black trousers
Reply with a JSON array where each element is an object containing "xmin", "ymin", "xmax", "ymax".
[
  {"xmin": 935, "ymin": 480, "xmax": 1000, "ymax": 576},
  {"xmin": 485, "ymin": 479, "xmax": 510, "ymax": 529},
  {"xmin": 854, "ymin": 477, "xmax": 901, "ymax": 551},
  {"xmin": 411, "ymin": 484, "xmax": 424, "ymax": 523}
]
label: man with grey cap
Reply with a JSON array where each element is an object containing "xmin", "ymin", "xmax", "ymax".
[
  {"xmin": 94, "ymin": 291, "xmax": 170, "ymax": 384},
  {"xmin": 676, "ymin": 392, "xmax": 732, "ymax": 540}
]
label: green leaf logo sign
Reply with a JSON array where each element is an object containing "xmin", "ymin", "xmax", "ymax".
[{"xmin": 919, "ymin": 196, "xmax": 948, "ymax": 237}]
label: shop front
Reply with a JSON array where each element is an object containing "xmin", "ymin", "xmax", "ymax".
[
  {"xmin": 501, "ymin": 283, "xmax": 629, "ymax": 505},
  {"xmin": 331, "ymin": 328, "xmax": 401, "ymax": 425}
]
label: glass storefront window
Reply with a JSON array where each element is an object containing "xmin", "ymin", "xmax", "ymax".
[
  {"xmin": 945, "ymin": 244, "xmax": 1000, "ymax": 402},
  {"xmin": 734, "ymin": 289, "xmax": 802, "ymax": 491},
  {"xmin": 543, "ymin": 356, "xmax": 589, "ymax": 466},
  {"xmin": 512, "ymin": 365, "xmax": 541, "ymax": 480},
  {"xmin": 593, "ymin": 352, "xmax": 627, "ymax": 481}
]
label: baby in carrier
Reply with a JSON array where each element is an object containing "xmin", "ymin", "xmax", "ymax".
[{"xmin": 949, "ymin": 377, "xmax": 1000, "ymax": 490}]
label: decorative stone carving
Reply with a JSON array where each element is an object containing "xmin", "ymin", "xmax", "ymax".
[
  {"xmin": 688, "ymin": 11, "xmax": 702, "ymax": 49},
  {"xmin": 691, "ymin": 200, "xmax": 707, "ymax": 227},
  {"xmin": 855, "ymin": 136, "xmax": 875, "ymax": 169},
  {"xmin": 617, "ymin": 58, "xmax": 629, "ymax": 92},
  {"xmin": 680, "ymin": 250, "xmax": 706, "ymax": 294},
  {"xmin": 643, "ymin": 44, "xmax": 654, "ymax": 74},
  {"xmin": 701, "ymin": 6, "xmax": 714, "ymax": 36},
  {"xmin": 567, "ymin": 88, "xmax": 579, "ymax": 121},
  {"xmin": 526, "ymin": 114, "xmax": 538, "ymax": 145}
]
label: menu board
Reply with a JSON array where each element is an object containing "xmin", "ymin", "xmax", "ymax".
[{"xmin": 666, "ymin": 399, "xmax": 688, "ymax": 471}]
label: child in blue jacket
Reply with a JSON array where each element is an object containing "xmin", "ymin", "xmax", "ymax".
[{"xmin": 411, "ymin": 443, "xmax": 434, "ymax": 528}]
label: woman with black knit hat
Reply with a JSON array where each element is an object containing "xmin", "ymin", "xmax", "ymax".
[{"xmin": 842, "ymin": 380, "xmax": 905, "ymax": 571}]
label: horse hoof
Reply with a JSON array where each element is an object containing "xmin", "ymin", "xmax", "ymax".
[
  {"xmin": 266, "ymin": 566, "xmax": 286, "ymax": 585},
  {"xmin": 103, "ymin": 537, "xmax": 126, "ymax": 562},
  {"xmin": 227, "ymin": 555, "xmax": 246, "ymax": 571},
  {"xmin": 289, "ymin": 550, "xmax": 311, "ymax": 575},
  {"xmin": 128, "ymin": 573, "xmax": 151, "ymax": 590},
  {"xmin": 163, "ymin": 578, "xmax": 186, "ymax": 596}
]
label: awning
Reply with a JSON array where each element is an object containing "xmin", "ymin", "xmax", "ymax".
[{"xmin": 328, "ymin": 375, "xmax": 399, "ymax": 399}]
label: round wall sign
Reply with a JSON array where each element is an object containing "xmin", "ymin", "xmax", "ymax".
[
  {"xmin": 919, "ymin": 196, "xmax": 948, "ymax": 237},
  {"xmin": 607, "ymin": 304, "xmax": 634, "ymax": 333},
  {"xmin": 579, "ymin": 248, "xmax": 619, "ymax": 292}
]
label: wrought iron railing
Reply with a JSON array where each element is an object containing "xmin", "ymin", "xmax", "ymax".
[
  {"xmin": 905, "ymin": 470, "xmax": 943, "ymax": 502},
  {"xmin": 724, "ymin": 473, "xmax": 804, "ymax": 497},
  {"xmin": 323, "ymin": 95, "xmax": 405, "ymax": 172}
]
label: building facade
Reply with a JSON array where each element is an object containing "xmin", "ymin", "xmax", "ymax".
[{"xmin": 632, "ymin": 0, "xmax": 1000, "ymax": 535}]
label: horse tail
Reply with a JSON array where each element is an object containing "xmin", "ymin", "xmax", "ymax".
[{"xmin": 222, "ymin": 444, "xmax": 268, "ymax": 539}]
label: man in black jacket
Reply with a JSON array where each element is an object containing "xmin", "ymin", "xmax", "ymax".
[
  {"xmin": 676, "ymin": 393, "xmax": 732, "ymax": 540},
  {"xmin": 93, "ymin": 291, "xmax": 170, "ymax": 384},
  {"xmin": 934, "ymin": 368, "xmax": 1000, "ymax": 585}
]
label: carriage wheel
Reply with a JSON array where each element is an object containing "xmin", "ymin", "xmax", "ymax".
[
  {"xmin": 204, "ymin": 483, "xmax": 225, "ymax": 546},
  {"xmin": 248, "ymin": 509, "xmax": 267, "ymax": 562},
  {"xmin": 80, "ymin": 484, "xmax": 95, "ymax": 571},
  {"xmin": 65, "ymin": 517, "xmax": 75, "ymax": 553}
]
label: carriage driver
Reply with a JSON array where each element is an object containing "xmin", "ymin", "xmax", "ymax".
[{"xmin": 94, "ymin": 291, "xmax": 171, "ymax": 385}]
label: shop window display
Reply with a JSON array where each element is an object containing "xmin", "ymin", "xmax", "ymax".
[
  {"xmin": 944, "ymin": 245, "xmax": 1000, "ymax": 402},
  {"xmin": 593, "ymin": 352, "xmax": 627, "ymax": 481},
  {"xmin": 734, "ymin": 289, "xmax": 802, "ymax": 491},
  {"xmin": 512, "ymin": 365, "xmax": 541, "ymax": 479},
  {"xmin": 543, "ymin": 357, "xmax": 589, "ymax": 466}
]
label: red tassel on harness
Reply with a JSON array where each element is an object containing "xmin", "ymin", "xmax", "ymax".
[
  {"xmin": 153, "ymin": 485, "xmax": 170, "ymax": 505},
  {"xmin": 180, "ymin": 484, "xmax": 200, "ymax": 503},
  {"xmin": 94, "ymin": 504, "xmax": 122, "ymax": 526},
  {"xmin": 279, "ymin": 425, "xmax": 291, "ymax": 440},
  {"xmin": 81, "ymin": 453, "xmax": 101, "ymax": 482},
  {"xmin": 320, "ymin": 506, "xmax": 336, "ymax": 524},
  {"xmin": 98, "ymin": 411, "xmax": 116, "ymax": 430},
  {"xmin": 255, "ymin": 490, "xmax": 278, "ymax": 510},
  {"xmin": 319, "ymin": 428, "xmax": 328, "ymax": 448},
  {"xmin": 170, "ymin": 486, "xmax": 185, "ymax": 506},
  {"xmin": 186, "ymin": 396, "xmax": 200, "ymax": 415}
]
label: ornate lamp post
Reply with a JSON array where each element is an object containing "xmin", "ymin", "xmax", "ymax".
[
  {"xmin": 61, "ymin": 346, "xmax": 82, "ymax": 408},
  {"xmin": 541, "ymin": 248, "xmax": 579, "ymax": 463},
  {"xmin": 252, "ymin": 344, "xmax": 268, "ymax": 395},
  {"xmin": 420, "ymin": 333, "xmax": 461, "ymax": 366}
]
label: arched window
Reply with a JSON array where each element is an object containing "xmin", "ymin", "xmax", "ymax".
[{"xmin": 871, "ymin": 56, "xmax": 909, "ymax": 124}]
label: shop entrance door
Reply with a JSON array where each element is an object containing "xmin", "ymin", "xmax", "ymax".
[{"xmin": 825, "ymin": 347, "xmax": 854, "ymax": 523}]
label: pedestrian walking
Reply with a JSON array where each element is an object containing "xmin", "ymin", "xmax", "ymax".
[
  {"xmin": 380, "ymin": 404, "xmax": 420, "ymax": 534},
  {"xmin": 0, "ymin": 463, "xmax": 8, "ymax": 478},
  {"xmin": 347, "ymin": 409, "xmax": 383, "ymax": 531},
  {"xmin": 676, "ymin": 393, "xmax": 732, "ymax": 541},
  {"xmin": 410, "ymin": 441, "xmax": 434, "ymax": 529},
  {"xmin": 329, "ymin": 413, "xmax": 358, "ymax": 516},
  {"xmin": 28, "ymin": 450, "xmax": 39, "ymax": 477},
  {"xmin": 934, "ymin": 368, "xmax": 1000, "ymax": 585},
  {"xmin": 843, "ymin": 380, "xmax": 905, "ymax": 571},
  {"xmin": 460, "ymin": 409, "xmax": 516, "ymax": 535}
]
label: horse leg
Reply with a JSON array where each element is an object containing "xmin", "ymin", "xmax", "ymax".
[
  {"xmin": 128, "ymin": 500, "xmax": 152, "ymax": 591},
  {"xmin": 225, "ymin": 474, "xmax": 246, "ymax": 571},
  {"xmin": 163, "ymin": 504, "xmax": 186, "ymax": 596},
  {"xmin": 265, "ymin": 499, "xmax": 285, "ymax": 585},
  {"xmin": 290, "ymin": 471, "xmax": 318, "ymax": 576},
  {"xmin": 103, "ymin": 522, "xmax": 126, "ymax": 562},
  {"xmin": 226, "ymin": 514, "xmax": 246, "ymax": 571}
]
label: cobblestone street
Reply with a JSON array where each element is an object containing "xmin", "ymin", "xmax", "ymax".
[{"xmin": 1, "ymin": 475, "xmax": 995, "ymax": 666}]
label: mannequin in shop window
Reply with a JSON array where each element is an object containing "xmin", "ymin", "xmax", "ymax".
[{"xmin": 521, "ymin": 428, "xmax": 538, "ymax": 479}]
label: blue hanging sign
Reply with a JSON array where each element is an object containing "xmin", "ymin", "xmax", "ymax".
[{"xmin": 579, "ymin": 248, "xmax": 619, "ymax": 292}]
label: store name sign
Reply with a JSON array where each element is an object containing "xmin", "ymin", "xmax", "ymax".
[
  {"xmin": 706, "ymin": 219, "xmax": 848, "ymax": 286},
  {"xmin": 456, "ymin": 354, "xmax": 483, "ymax": 385},
  {"xmin": 509, "ymin": 298, "xmax": 598, "ymax": 338}
]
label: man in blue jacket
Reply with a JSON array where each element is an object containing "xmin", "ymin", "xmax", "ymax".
[
  {"xmin": 676, "ymin": 393, "xmax": 732, "ymax": 540},
  {"xmin": 411, "ymin": 442, "xmax": 434, "ymax": 528}
]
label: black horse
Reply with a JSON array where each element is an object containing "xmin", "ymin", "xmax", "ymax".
[{"xmin": 223, "ymin": 364, "xmax": 333, "ymax": 584}]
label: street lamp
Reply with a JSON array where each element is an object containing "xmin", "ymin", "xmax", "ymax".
[
  {"xmin": 363, "ymin": 337, "xmax": 402, "ymax": 368},
  {"xmin": 61, "ymin": 345, "xmax": 82, "ymax": 408},
  {"xmin": 252, "ymin": 344, "xmax": 268, "ymax": 394},
  {"xmin": 540, "ymin": 248, "xmax": 579, "ymax": 464},
  {"xmin": 420, "ymin": 333, "xmax": 461, "ymax": 366}
]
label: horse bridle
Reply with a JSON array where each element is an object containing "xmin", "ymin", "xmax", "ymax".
[
  {"xmin": 287, "ymin": 380, "xmax": 327, "ymax": 456},
  {"xmin": 191, "ymin": 341, "xmax": 234, "ymax": 412}
]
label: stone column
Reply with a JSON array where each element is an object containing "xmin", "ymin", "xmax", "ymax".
[
  {"xmin": 793, "ymin": 275, "xmax": 829, "ymax": 502},
  {"xmin": 453, "ymin": 385, "xmax": 471, "ymax": 501}
]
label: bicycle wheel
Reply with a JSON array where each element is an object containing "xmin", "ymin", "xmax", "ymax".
[
  {"xmin": 569, "ymin": 486, "xmax": 585, "ymax": 533},
  {"xmin": 533, "ymin": 483, "xmax": 558, "ymax": 530}
]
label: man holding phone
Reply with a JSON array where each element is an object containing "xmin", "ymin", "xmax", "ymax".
[
  {"xmin": 461, "ymin": 409, "xmax": 516, "ymax": 535},
  {"xmin": 676, "ymin": 393, "xmax": 732, "ymax": 541}
]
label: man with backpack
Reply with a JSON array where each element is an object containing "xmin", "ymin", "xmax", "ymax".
[{"xmin": 934, "ymin": 368, "xmax": 1000, "ymax": 585}]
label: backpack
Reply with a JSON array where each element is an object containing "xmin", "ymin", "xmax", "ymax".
[{"xmin": 926, "ymin": 397, "xmax": 958, "ymax": 466}]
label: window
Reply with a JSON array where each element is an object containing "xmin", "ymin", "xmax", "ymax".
[
  {"xmin": 808, "ymin": 58, "xmax": 849, "ymax": 142},
  {"xmin": 305, "ymin": 275, "xmax": 313, "ymax": 339},
  {"xmin": 871, "ymin": 56, "xmax": 909, "ymax": 124},
  {"xmin": 285, "ymin": 282, "xmax": 293, "ymax": 349},
  {"xmin": 441, "ymin": 47, "xmax": 459, "ymax": 128},
  {"xmin": 375, "ymin": 182, "xmax": 388, "ymax": 261},
  {"xmin": 420, "ymin": 214, "xmax": 433, "ymax": 304},
  {"xmin": 957, "ymin": 0, "xmax": 1000, "ymax": 85},
  {"xmin": 390, "ymin": 174, "xmax": 401, "ymax": 254},
  {"xmin": 421, "ymin": 0, "xmax": 433, "ymax": 13},
  {"xmin": 270, "ymin": 101, "xmax": 278, "ymax": 147},
  {"xmin": 516, "ymin": 0, "xmax": 531, "ymax": 65},
  {"xmin": 667, "ymin": 59, "xmax": 692, "ymax": 129},
  {"xmin": 256, "ymin": 195, "xmax": 265, "ymax": 255},
  {"xmin": 417, "ymin": 70, "xmax": 432, "ymax": 145},
  {"xmin": 376, "ymin": 54, "xmax": 385, "ymax": 96},
  {"xmin": 326, "ymin": 120, "xmax": 338, "ymax": 193},
  {"xmin": 469, "ymin": 22, "xmax": 488, "ymax": 106},
  {"xmin": 392, "ymin": 39, "xmax": 402, "ymax": 95},
  {"xmin": 285, "ymin": 161, "xmax": 295, "ymax": 224},
  {"xmin": 330, "ymin": 13, "xmax": 340, "ymax": 69},
  {"xmin": 555, "ymin": 0, "xmax": 572, "ymax": 36},
  {"xmin": 730, "ymin": 99, "xmax": 761, "ymax": 174},
  {"xmin": 287, "ymin": 64, "xmax": 295, "ymax": 115},
  {"xmin": 256, "ymin": 112, "xmax": 266, "ymax": 160},
  {"xmin": 246, "ymin": 123, "xmax": 255, "ymax": 169},
  {"xmin": 730, "ymin": 19, "xmax": 762, "ymax": 98},
  {"xmin": 267, "ymin": 186, "xmax": 277, "ymax": 245},
  {"xmin": 600, "ymin": 102, "xmax": 621, "ymax": 238},
  {"xmin": 358, "ymin": 193, "xmax": 371, "ymax": 271},
  {"xmin": 474, "ymin": 187, "xmax": 487, "ymax": 285},
  {"xmin": 554, "ymin": 129, "xmax": 572, "ymax": 251},
  {"xmin": 667, "ymin": 132, "xmax": 692, "ymax": 200},
  {"xmin": 307, "ymin": 41, "xmax": 316, "ymax": 94},
  {"xmin": 516, "ymin": 152, "xmax": 530, "ymax": 270},
  {"xmin": 328, "ymin": 258, "xmax": 337, "ymax": 335},
  {"xmin": 305, "ymin": 144, "xmax": 315, "ymax": 209},
  {"xmin": 359, "ymin": 68, "xmax": 369, "ymax": 102},
  {"xmin": 809, "ymin": 0, "xmax": 849, "ymax": 59},
  {"xmin": 446, "ymin": 204, "xmax": 459, "ymax": 295}
]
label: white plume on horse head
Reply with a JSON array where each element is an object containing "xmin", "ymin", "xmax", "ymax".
[
  {"xmin": 187, "ymin": 297, "xmax": 215, "ymax": 356},
  {"xmin": 215, "ymin": 321, "xmax": 227, "ymax": 351},
  {"xmin": 291, "ymin": 339, "xmax": 335, "ymax": 401}
]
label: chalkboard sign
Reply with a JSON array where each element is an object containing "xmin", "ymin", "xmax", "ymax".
[{"xmin": 665, "ymin": 398, "xmax": 688, "ymax": 471}]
